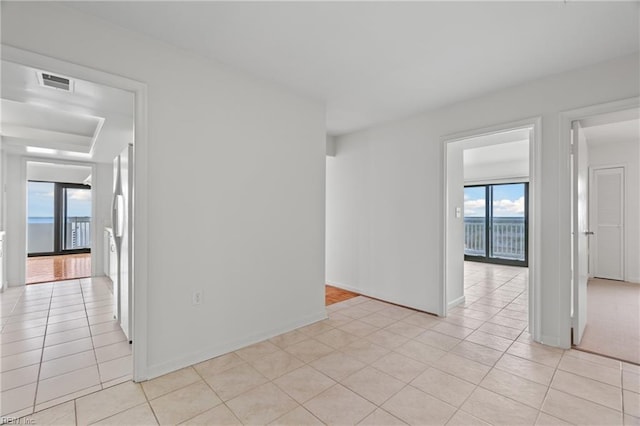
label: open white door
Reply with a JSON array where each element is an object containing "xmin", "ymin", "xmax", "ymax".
[{"xmin": 572, "ymin": 121, "xmax": 589, "ymax": 345}]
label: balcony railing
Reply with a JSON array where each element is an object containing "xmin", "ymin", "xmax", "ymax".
[
  {"xmin": 28, "ymin": 216, "xmax": 91, "ymax": 254},
  {"xmin": 465, "ymin": 217, "xmax": 525, "ymax": 261},
  {"xmin": 66, "ymin": 216, "xmax": 91, "ymax": 250}
]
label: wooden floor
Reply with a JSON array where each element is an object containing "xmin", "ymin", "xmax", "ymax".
[
  {"xmin": 26, "ymin": 253, "xmax": 92, "ymax": 284},
  {"xmin": 325, "ymin": 285, "xmax": 359, "ymax": 305},
  {"xmin": 575, "ymin": 278, "xmax": 640, "ymax": 365}
]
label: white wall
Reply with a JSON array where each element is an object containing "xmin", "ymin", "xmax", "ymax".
[
  {"xmin": 93, "ymin": 163, "xmax": 112, "ymax": 277},
  {"xmin": 588, "ymin": 140, "xmax": 640, "ymax": 283},
  {"xmin": 446, "ymin": 141, "xmax": 464, "ymax": 310},
  {"xmin": 326, "ymin": 53, "xmax": 639, "ymax": 347},
  {"xmin": 2, "ymin": 2, "xmax": 327, "ymax": 378},
  {"xmin": 5, "ymin": 153, "xmax": 25, "ymax": 287},
  {"xmin": 1, "ymin": 138, "xmax": 6, "ymax": 290}
]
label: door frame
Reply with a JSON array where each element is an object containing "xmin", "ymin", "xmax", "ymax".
[
  {"xmin": 559, "ymin": 97, "xmax": 639, "ymax": 349},
  {"xmin": 590, "ymin": 165, "xmax": 626, "ymax": 281},
  {"xmin": 442, "ymin": 116, "xmax": 542, "ymax": 342},
  {"xmin": 3, "ymin": 45, "xmax": 150, "ymax": 381}
]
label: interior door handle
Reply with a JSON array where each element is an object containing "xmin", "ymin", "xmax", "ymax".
[{"xmin": 583, "ymin": 231, "xmax": 595, "ymax": 235}]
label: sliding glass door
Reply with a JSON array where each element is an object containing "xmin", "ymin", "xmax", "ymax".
[
  {"xmin": 63, "ymin": 186, "xmax": 92, "ymax": 251},
  {"xmin": 464, "ymin": 183, "xmax": 528, "ymax": 266},
  {"xmin": 27, "ymin": 182, "xmax": 56, "ymax": 254},
  {"xmin": 27, "ymin": 181, "xmax": 92, "ymax": 256}
]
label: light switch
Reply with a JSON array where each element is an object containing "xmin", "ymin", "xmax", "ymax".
[{"xmin": 455, "ymin": 207, "xmax": 461, "ymax": 218}]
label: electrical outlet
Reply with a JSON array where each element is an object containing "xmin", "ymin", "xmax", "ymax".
[{"xmin": 192, "ymin": 290, "xmax": 202, "ymax": 306}]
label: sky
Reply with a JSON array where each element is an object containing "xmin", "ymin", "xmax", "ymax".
[
  {"xmin": 28, "ymin": 181, "xmax": 92, "ymax": 218},
  {"xmin": 464, "ymin": 184, "xmax": 525, "ymax": 217}
]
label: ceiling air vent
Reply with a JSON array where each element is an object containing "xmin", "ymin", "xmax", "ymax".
[{"xmin": 37, "ymin": 72, "xmax": 74, "ymax": 92}]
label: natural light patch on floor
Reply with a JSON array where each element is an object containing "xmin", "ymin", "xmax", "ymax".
[{"xmin": 26, "ymin": 253, "xmax": 91, "ymax": 285}]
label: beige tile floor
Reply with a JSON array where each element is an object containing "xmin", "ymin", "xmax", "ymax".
[
  {"xmin": 3, "ymin": 263, "xmax": 639, "ymax": 425},
  {"xmin": 1, "ymin": 277, "xmax": 132, "ymax": 418}
]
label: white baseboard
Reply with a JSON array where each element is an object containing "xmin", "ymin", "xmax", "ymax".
[
  {"xmin": 144, "ymin": 310, "xmax": 328, "ymax": 380},
  {"xmin": 326, "ymin": 280, "xmax": 437, "ymax": 316},
  {"xmin": 326, "ymin": 280, "xmax": 361, "ymax": 295},
  {"xmin": 540, "ymin": 334, "xmax": 567, "ymax": 349},
  {"xmin": 447, "ymin": 295, "xmax": 465, "ymax": 310},
  {"xmin": 7, "ymin": 282, "xmax": 25, "ymax": 288}
]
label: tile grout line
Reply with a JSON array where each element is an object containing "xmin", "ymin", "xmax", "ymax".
[
  {"xmin": 79, "ymin": 279, "xmax": 102, "ymax": 391},
  {"xmin": 443, "ymin": 323, "xmax": 532, "ymax": 423},
  {"xmin": 179, "ymin": 364, "xmax": 244, "ymax": 425},
  {"xmin": 435, "ymin": 267, "xmax": 536, "ymax": 423},
  {"xmin": 541, "ymin": 349, "xmax": 628, "ymax": 420},
  {"xmin": 22, "ymin": 280, "xmax": 133, "ymax": 422},
  {"xmin": 620, "ymin": 361, "xmax": 626, "ymax": 416},
  {"xmin": 31, "ymin": 281, "xmax": 111, "ymax": 414},
  {"xmin": 30, "ymin": 283, "xmax": 54, "ymax": 415}
]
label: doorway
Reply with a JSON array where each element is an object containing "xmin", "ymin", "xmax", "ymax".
[
  {"xmin": 444, "ymin": 119, "xmax": 539, "ymax": 343},
  {"xmin": 570, "ymin": 107, "xmax": 640, "ymax": 364},
  {"xmin": 26, "ymin": 164, "xmax": 94, "ymax": 284},
  {"xmin": 2, "ymin": 45, "xmax": 149, "ymax": 387},
  {"xmin": 0, "ymin": 47, "xmax": 146, "ymax": 416}
]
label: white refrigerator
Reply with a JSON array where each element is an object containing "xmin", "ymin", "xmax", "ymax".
[{"xmin": 112, "ymin": 144, "xmax": 133, "ymax": 342}]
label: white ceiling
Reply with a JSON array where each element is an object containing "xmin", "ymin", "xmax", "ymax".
[
  {"xmin": 64, "ymin": 1, "xmax": 640, "ymax": 135},
  {"xmin": 1, "ymin": 60, "xmax": 134, "ymax": 163}
]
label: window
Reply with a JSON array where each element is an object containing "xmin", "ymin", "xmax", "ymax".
[
  {"xmin": 27, "ymin": 181, "xmax": 92, "ymax": 256},
  {"xmin": 464, "ymin": 183, "xmax": 528, "ymax": 266}
]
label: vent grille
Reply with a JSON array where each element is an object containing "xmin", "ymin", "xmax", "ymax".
[{"xmin": 38, "ymin": 72, "xmax": 73, "ymax": 92}]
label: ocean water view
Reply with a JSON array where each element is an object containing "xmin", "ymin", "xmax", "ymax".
[
  {"xmin": 28, "ymin": 217, "xmax": 55, "ymax": 223},
  {"xmin": 28, "ymin": 216, "xmax": 92, "ymax": 252}
]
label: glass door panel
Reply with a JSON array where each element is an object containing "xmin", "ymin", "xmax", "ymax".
[
  {"xmin": 27, "ymin": 182, "xmax": 55, "ymax": 254},
  {"xmin": 63, "ymin": 187, "xmax": 92, "ymax": 250},
  {"xmin": 465, "ymin": 183, "xmax": 528, "ymax": 266},
  {"xmin": 490, "ymin": 184, "xmax": 526, "ymax": 262},
  {"xmin": 464, "ymin": 186, "xmax": 487, "ymax": 258}
]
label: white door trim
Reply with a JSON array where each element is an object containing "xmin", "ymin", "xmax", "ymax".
[
  {"xmin": 590, "ymin": 165, "xmax": 625, "ymax": 281},
  {"xmin": 2, "ymin": 45, "xmax": 150, "ymax": 381},
  {"xmin": 559, "ymin": 97, "xmax": 639, "ymax": 349},
  {"xmin": 571, "ymin": 120, "xmax": 588, "ymax": 345},
  {"xmin": 441, "ymin": 116, "xmax": 542, "ymax": 342}
]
